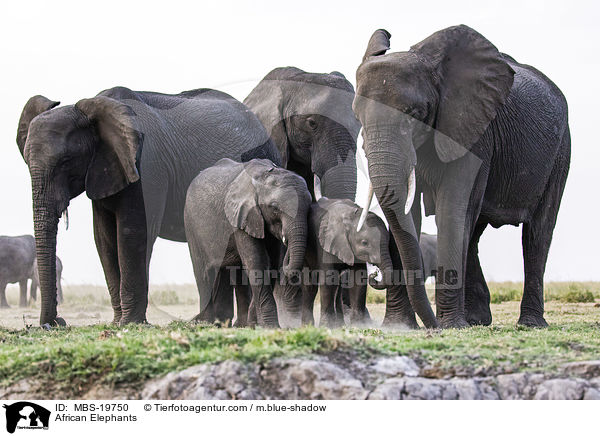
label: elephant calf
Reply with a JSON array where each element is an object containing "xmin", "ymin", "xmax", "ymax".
[
  {"xmin": 184, "ymin": 158, "xmax": 312, "ymax": 328},
  {"xmin": 299, "ymin": 198, "xmax": 393, "ymax": 328}
]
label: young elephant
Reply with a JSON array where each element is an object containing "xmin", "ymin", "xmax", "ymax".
[
  {"xmin": 301, "ymin": 198, "xmax": 393, "ymax": 327},
  {"xmin": 184, "ymin": 158, "xmax": 312, "ymax": 328}
]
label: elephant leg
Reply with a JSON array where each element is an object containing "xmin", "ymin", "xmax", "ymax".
[
  {"xmin": 115, "ymin": 189, "xmax": 149, "ymax": 325},
  {"xmin": 382, "ymin": 238, "xmax": 418, "ymax": 329},
  {"xmin": 213, "ymin": 269, "xmax": 234, "ymax": 325},
  {"xmin": 234, "ymin": 286, "xmax": 250, "ymax": 327},
  {"xmin": 464, "ymin": 221, "xmax": 492, "ymax": 326},
  {"xmin": 518, "ymin": 158, "xmax": 567, "ymax": 327},
  {"xmin": 347, "ymin": 267, "xmax": 370, "ymax": 326},
  {"xmin": 235, "ymin": 231, "xmax": 279, "ymax": 328},
  {"xmin": 301, "ymin": 284, "xmax": 318, "ymax": 326},
  {"xmin": 56, "ymin": 277, "xmax": 64, "ymax": 305},
  {"xmin": 0, "ymin": 281, "xmax": 9, "ymax": 308},
  {"xmin": 277, "ymin": 282, "xmax": 303, "ymax": 328},
  {"xmin": 435, "ymin": 155, "xmax": 488, "ymax": 328},
  {"xmin": 29, "ymin": 276, "xmax": 38, "ymax": 303},
  {"xmin": 19, "ymin": 279, "xmax": 28, "ymax": 307},
  {"xmin": 334, "ymin": 285, "xmax": 345, "ymax": 326},
  {"xmin": 319, "ymin": 283, "xmax": 340, "ymax": 328},
  {"xmin": 92, "ymin": 202, "xmax": 122, "ymax": 324}
]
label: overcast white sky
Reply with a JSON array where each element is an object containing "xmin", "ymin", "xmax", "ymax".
[{"xmin": 1, "ymin": 0, "xmax": 598, "ymax": 285}]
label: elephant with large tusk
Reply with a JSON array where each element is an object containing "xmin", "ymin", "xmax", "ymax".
[{"xmin": 354, "ymin": 25, "xmax": 570, "ymax": 328}]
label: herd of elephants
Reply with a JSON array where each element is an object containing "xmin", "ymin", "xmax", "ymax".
[{"xmin": 0, "ymin": 25, "xmax": 570, "ymax": 330}]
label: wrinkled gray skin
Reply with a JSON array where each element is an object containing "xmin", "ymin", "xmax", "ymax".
[
  {"xmin": 17, "ymin": 87, "xmax": 279, "ymax": 327},
  {"xmin": 419, "ymin": 233, "xmax": 437, "ymax": 280},
  {"xmin": 296, "ymin": 198, "xmax": 392, "ymax": 328},
  {"xmin": 246, "ymin": 68, "xmax": 361, "ymax": 318},
  {"xmin": 355, "ymin": 26, "xmax": 570, "ymax": 328},
  {"xmin": 184, "ymin": 159, "xmax": 311, "ymax": 328},
  {"xmin": 0, "ymin": 235, "xmax": 35, "ymax": 308},
  {"xmin": 245, "ymin": 67, "xmax": 360, "ymax": 202},
  {"xmin": 30, "ymin": 257, "xmax": 63, "ymax": 305}
]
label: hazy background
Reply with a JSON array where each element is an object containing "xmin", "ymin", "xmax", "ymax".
[{"xmin": 1, "ymin": 0, "xmax": 598, "ymax": 285}]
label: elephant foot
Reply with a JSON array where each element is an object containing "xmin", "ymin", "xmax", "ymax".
[
  {"xmin": 466, "ymin": 309, "xmax": 492, "ymax": 326},
  {"xmin": 119, "ymin": 316, "xmax": 148, "ymax": 326},
  {"xmin": 517, "ymin": 314, "xmax": 548, "ymax": 328},
  {"xmin": 439, "ymin": 315, "xmax": 470, "ymax": 329},
  {"xmin": 382, "ymin": 316, "xmax": 419, "ymax": 330},
  {"xmin": 41, "ymin": 316, "xmax": 67, "ymax": 329}
]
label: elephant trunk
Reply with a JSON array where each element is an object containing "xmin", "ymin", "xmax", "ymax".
[
  {"xmin": 363, "ymin": 138, "xmax": 438, "ymax": 329},
  {"xmin": 282, "ymin": 219, "xmax": 308, "ymax": 277},
  {"xmin": 318, "ymin": 153, "xmax": 357, "ymax": 201},
  {"xmin": 31, "ymin": 177, "xmax": 60, "ymax": 326},
  {"xmin": 369, "ymin": 244, "xmax": 394, "ymax": 290}
]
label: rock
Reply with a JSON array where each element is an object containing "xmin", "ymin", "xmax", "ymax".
[
  {"xmin": 142, "ymin": 360, "xmax": 262, "ymax": 400},
  {"xmin": 583, "ymin": 388, "xmax": 600, "ymax": 400},
  {"xmin": 368, "ymin": 378, "xmax": 405, "ymax": 400},
  {"xmin": 561, "ymin": 361, "xmax": 600, "ymax": 378},
  {"xmin": 370, "ymin": 356, "xmax": 420, "ymax": 377},
  {"xmin": 261, "ymin": 358, "xmax": 368, "ymax": 400},
  {"xmin": 403, "ymin": 377, "xmax": 446, "ymax": 400},
  {"xmin": 534, "ymin": 379, "xmax": 587, "ymax": 400},
  {"xmin": 495, "ymin": 373, "xmax": 543, "ymax": 400}
]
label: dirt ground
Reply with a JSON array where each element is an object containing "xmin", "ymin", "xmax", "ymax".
[{"xmin": 1, "ymin": 283, "xmax": 598, "ymax": 329}]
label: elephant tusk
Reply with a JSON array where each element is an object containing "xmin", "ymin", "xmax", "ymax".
[
  {"xmin": 313, "ymin": 174, "xmax": 322, "ymax": 201},
  {"xmin": 282, "ymin": 235, "xmax": 287, "ymax": 245},
  {"xmin": 62, "ymin": 208, "xmax": 69, "ymax": 230},
  {"xmin": 357, "ymin": 182, "xmax": 374, "ymax": 231},
  {"xmin": 405, "ymin": 167, "xmax": 416, "ymax": 215}
]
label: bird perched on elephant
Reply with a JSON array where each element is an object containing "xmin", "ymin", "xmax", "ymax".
[
  {"xmin": 244, "ymin": 67, "xmax": 361, "ymax": 202},
  {"xmin": 354, "ymin": 25, "xmax": 570, "ymax": 328},
  {"xmin": 17, "ymin": 87, "xmax": 279, "ymax": 327},
  {"xmin": 298, "ymin": 198, "xmax": 393, "ymax": 328},
  {"xmin": 184, "ymin": 158, "xmax": 312, "ymax": 328}
]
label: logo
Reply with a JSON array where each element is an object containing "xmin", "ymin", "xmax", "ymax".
[{"xmin": 2, "ymin": 402, "xmax": 50, "ymax": 433}]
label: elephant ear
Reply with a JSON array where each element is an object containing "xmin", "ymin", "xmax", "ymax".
[
  {"xmin": 411, "ymin": 25, "xmax": 515, "ymax": 163},
  {"xmin": 75, "ymin": 96, "xmax": 142, "ymax": 200},
  {"xmin": 224, "ymin": 169, "xmax": 265, "ymax": 239},
  {"xmin": 318, "ymin": 203, "xmax": 354, "ymax": 265},
  {"xmin": 16, "ymin": 95, "xmax": 60, "ymax": 158},
  {"xmin": 244, "ymin": 80, "xmax": 290, "ymax": 167},
  {"xmin": 362, "ymin": 29, "xmax": 391, "ymax": 61}
]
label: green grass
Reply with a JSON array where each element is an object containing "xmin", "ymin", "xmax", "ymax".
[{"xmin": 1, "ymin": 282, "xmax": 598, "ymax": 396}]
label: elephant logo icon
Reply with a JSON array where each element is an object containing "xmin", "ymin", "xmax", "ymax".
[{"xmin": 2, "ymin": 402, "xmax": 50, "ymax": 433}]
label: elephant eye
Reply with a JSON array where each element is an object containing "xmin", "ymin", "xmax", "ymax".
[
  {"xmin": 270, "ymin": 201, "xmax": 280, "ymax": 211},
  {"xmin": 360, "ymin": 240, "xmax": 369, "ymax": 246},
  {"xmin": 306, "ymin": 117, "xmax": 318, "ymax": 130}
]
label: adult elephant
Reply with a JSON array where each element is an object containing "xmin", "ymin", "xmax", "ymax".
[
  {"xmin": 0, "ymin": 235, "xmax": 35, "ymax": 308},
  {"xmin": 355, "ymin": 26, "xmax": 570, "ymax": 328},
  {"xmin": 244, "ymin": 67, "xmax": 360, "ymax": 201},
  {"xmin": 17, "ymin": 87, "xmax": 279, "ymax": 327},
  {"xmin": 245, "ymin": 68, "xmax": 361, "ymax": 318}
]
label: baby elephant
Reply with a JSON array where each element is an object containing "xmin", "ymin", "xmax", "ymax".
[
  {"xmin": 184, "ymin": 158, "xmax": 312, "ymax": 328},
  {"xmin": 302, "ymin": 198, "xmax": 393, "ymax": 327}
]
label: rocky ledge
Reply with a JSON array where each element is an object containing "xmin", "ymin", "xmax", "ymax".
[
  {"xmin": 3, "ymin": 356, "xmax": 600, "ymax": 400},
  {"xmin": 142, "ymin": 357, "xmax": 600, "ymax": 400}
]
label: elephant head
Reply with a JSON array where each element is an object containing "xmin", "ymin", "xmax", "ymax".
[
  {"xmin": 225, "ymin": 159, "xmax": 312, "ymax": 279},
  {"xmin": 316, "ymin": 198, "xmax": 393, "ymax": 286},
  {"xmin": 17, "ymin": 94, "xmax": 142, "ymax": 326},
  {"xmin": 244, "ymin": 67, "xmax": 360, "ymax": 201},
  {"xmin": 353, "ymin": 26, "xmax": 514, "ymax": 328}
]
